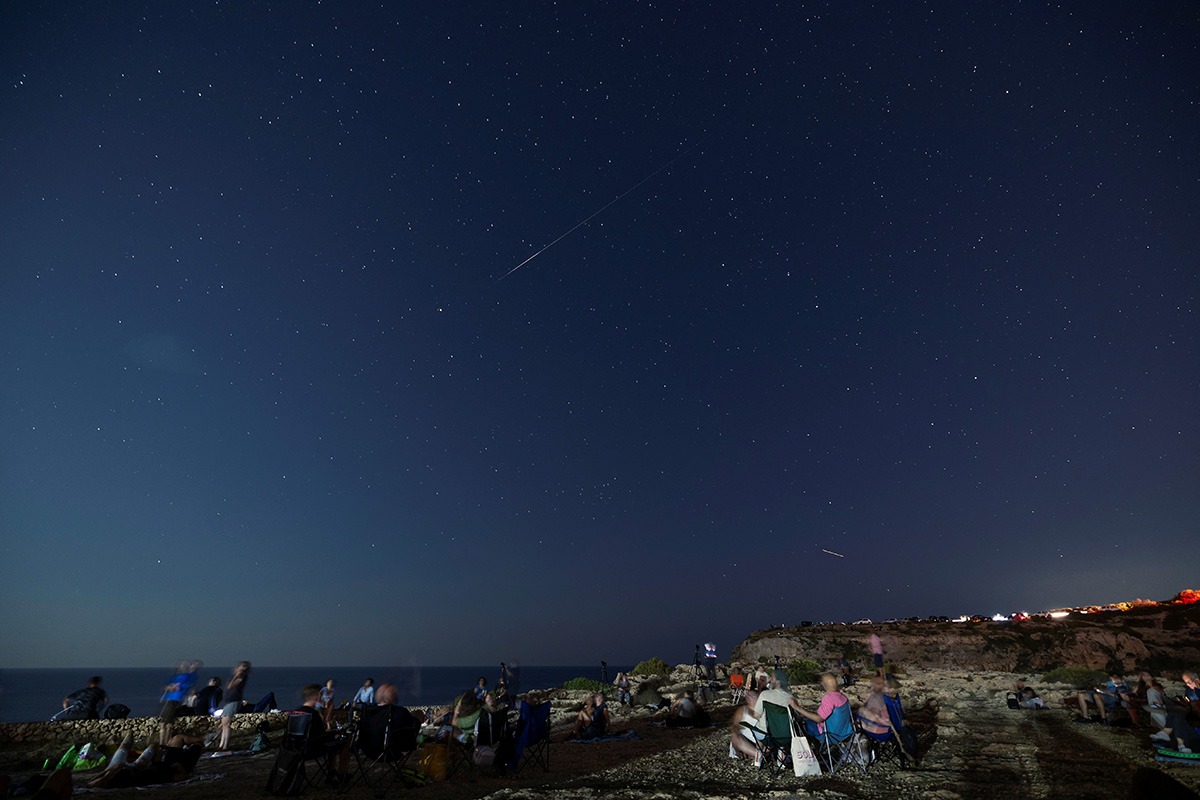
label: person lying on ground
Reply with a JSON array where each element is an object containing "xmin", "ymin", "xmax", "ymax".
[
  {"xmin": 86, "ymin": 733, "xmax": 206, "ymax": 789},
  {"xmin": 666, "ymin": 690, "xmax": 709, "ymax": 728},
  {"xmin": 795, "ymin": 673, "xmax": 851, "ymax": 737},
  {"xmin": 1076, "ymin": 673, "xmax": 1130, "ymax": 724},
  {"xmin": 53, "ymin": 676, "xmax": 107, "ymax": 721},
  {"xmin": 1, "ymin": 768, "xmax": 74, "ymax": 800}
]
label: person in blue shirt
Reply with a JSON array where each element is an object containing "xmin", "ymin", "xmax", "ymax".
[
  {"xmin": 160, "ymin": 660, "xmax": 201, "ymax": 744},
  {"xmin": 1075, "ymin": 673, "xmax": 1130, "ymax": 725},
  {"xmin": 474, "ymin": 677, "xmax": 488, "ymax": 699},
  {"xmin": 352, "ymin": 678, "xmax": 375, "ymax": 707}
]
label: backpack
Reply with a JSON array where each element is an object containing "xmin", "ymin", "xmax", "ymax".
[
  {"xmin": 105, "ymin": 703, "xmax": 132, "ymax": 720},
  {"xmin": 251, "ymin": 732, "xmax": 271, "ymax": 753}
]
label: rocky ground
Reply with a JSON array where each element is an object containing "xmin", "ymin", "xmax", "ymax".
[{"xmin": 2, "ymin": 668, "xmax": 1197, "ymax": 799}]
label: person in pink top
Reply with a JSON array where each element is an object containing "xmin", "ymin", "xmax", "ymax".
[
  {"xmin": 870, "ymin": 631, "xmax": 884, "ymax": 677},
  {"xmin": 796, "ymin": 673, "xmax": 850, "ymax": 736}
]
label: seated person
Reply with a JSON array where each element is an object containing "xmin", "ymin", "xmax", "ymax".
[
  {"xmin": 667, "ymin": 689, "xmax": 710, "ymax": 728},
  {"xmin": 1076, "ymin": 673, "xmax": 1130, "ymax": 724},
  {"xmin": 295, "ymin": 683, "xmax": 352, "ymax": 779},
  {"xmin": 474, "ymin": 677, "xmax": 488, "ymax": 699},
  {"xmin": 192, "ymin": 677, "xmax": 223, "ymax": 717},
  {"xmin": 1153, "ymin": 710, "xmax": 1200, "ymax": 753},
  {"xmin": 444, "ymin": 692, "xmax": 483, "ymax": 743},
  {"xmin": 614, "ymin": 672, "xmax": 632, "ymax": 706},
  {"xmin": 87, "ymin": 733, "xmax": 206, "ymax": 789},
  {"xmin": 1173, "ymin": 670, "xmax": 1199, "ymax": 717},
  {"xmin": 752, "ymin": 666, "xmax": 771, "ymax": 691},
  {"xmin": 352, "ymin": 678, "xmax": 375, "ymax": 707},
  {"xmin": 730, "ymin": 689, "xmax": 762, "ymax": 759},
  {"xmin": 796, "ymin": 673, "xmax": 850, "ymax": 737},
  {"xmin": 1013, "ymin": 680, "xmax": 1044, "ymax": 709},
  {"xmin": 751, "ymin": 673, "xmax": 803, "ymax": 722},
  {"xmin": 571, "ymin": 692, "xmax": 611, "ymax": 738},
  {"xmin": 858, "ymin": 676, "xmax": 891, "ymax": 735},
  {"xmin": 1146, "ymin": 680, "xmax": 1169, "ymax": 734},
  {"xmin": 53, "ymin": 676, "xmax": 108, "ymax": 721}
]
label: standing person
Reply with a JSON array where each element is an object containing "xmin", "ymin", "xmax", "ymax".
[
  {"xmin": 160, "ymin": 660, "xmax": 201, "ymax": 744},
  {"xmin": 473, "ymin": 677, "xmax": 488, "ymax": 700},
  {"xmin": 869, "ymin": 631, "xmax": 885, "ymax": 678},
  {"xmin": 53, "ymin": 676, "xmax": 108, "ymax": 721},
  {"xmin": 352, "ymin": 678, "xmax": 375, "ymax": 707},
  {"xmin": 318, "ymin": 679, "xmax": 336, "ymax": 728},
  {"xmin": 217, "ymin": 661, "xmax": 250, "ymax": 751},
  {"xmin": 600, "ymin": 661, "xmax": 609, "ymax": 684},
  {"xmin": 704, "ymin": 644, "xmax": 717, "ymax": 680}
]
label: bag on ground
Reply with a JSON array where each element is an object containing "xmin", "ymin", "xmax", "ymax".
[{"xmin": 791, "ymin": 733, "xmax": 821, "ymax": 776}]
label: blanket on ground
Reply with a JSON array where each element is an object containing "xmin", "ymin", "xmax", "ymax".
[{"xmin": 566, "ymin": 730, "xmax": 639, "ymax": 743}]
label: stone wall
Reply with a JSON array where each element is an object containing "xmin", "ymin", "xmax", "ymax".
[{"xmin": 0, "ymin": 711, "xmax": 282, "ymax": 747}]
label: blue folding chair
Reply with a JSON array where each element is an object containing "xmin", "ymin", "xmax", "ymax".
[
  {"xmin": 813, "ymin": 702, "xmax": 867, "ymax": 774},
  {"xmin": 509, "ymin": 701, "xmax": 551, "ymax": 774},
  {"xmin": 884, "ymin": 694, "xmax": 919, "ymax": 765}
]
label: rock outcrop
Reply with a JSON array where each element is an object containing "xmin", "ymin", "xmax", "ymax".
[{"xmin": 731, "ymin": 603, "xmax": 1200, "ymax": 673}]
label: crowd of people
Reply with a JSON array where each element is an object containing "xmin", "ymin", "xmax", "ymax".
[
  {"xmin": 30, "ymin": 649, "xmax": 1200, "ymax": 794},
  {"xmin": 1068, "ymin": 669, "xmax": 1200, "ymax": 753}
]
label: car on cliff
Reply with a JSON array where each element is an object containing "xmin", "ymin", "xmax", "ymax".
[
  {"xmin": 852, "ymin": 618, "xmax": 872, "ymax": 625},
  {"xmin": 883, "ymin": 618, "xmax": 900, "ymax": 624}
]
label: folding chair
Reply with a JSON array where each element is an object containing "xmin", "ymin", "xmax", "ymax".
[
  {"xmin": 812, "ymin": 702, "xmax": 867, "ymax": 775},
  {"xmin": 342, "ymin": 705, "xmax": 418, "ymax": 797},
  {"xmin": 730, "ymin": 673, "xmax": 747, "ymax": 704},
  {"xmin": 858, "ymin": 712, "xmax": 905, "ymax": 769},
  {"xmin": 884, "ymin": 694, "xmax": 919, "ymax": 765},
  {"xmin": 267, "ymin": 711, "xmax": 335, "ymax": 795},
  {"xmin": 739, "ymin": 701, "xmax": 793, "ymax": 776},
  {"xmin": 509, "ymin": 700, "xmax": 551, "ymax": 774},
  {"xmin": 446, "ymin": 708, "xmax": 483, "ymax": 781}
]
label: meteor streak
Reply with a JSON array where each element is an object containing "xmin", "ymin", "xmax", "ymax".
[
  {"xmin": 493, "ymin": 125, "xmax": 726, "ymax": 284},
  {"xmin": 822, "ymin": 549, "xmax": 845, "ymax": 558}
]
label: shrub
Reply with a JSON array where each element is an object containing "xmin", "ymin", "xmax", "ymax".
[
  {"xmin": 562, "ymin": 677, "xmax": 610, "ymax": 693},
  {"xmin": 1042, "ymin": 666, "xmax": 1106, "ymax": 688},
  {"xmin": 786, "ymin": 659, "xmax": 823, "ymax": 685},
  {"xmin": 631, "ymin": 658, "xmax": 671, "ymax": 677}
]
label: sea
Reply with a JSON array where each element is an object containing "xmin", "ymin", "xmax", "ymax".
[{"xmin": 0, "ymin": 665, "xmax": 630, "ymax": 724}]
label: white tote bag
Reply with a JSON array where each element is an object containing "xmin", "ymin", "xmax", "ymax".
[{"xmin": 791, "ymin": 729, "xmax": 821, "ymax": 776}]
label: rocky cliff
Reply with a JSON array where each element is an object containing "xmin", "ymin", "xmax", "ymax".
[{"xmin": 731, "ymin": 602, "xmax": 1200, "ymax": 673}]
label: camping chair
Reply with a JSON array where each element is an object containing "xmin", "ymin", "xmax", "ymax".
[
  {"xmin": 739, "ymin": 701, "xmax": 792, "ymax": 776},
  {"xmin": 342, "ymin": 705, "xmax": 419, "ymax": 797},
  {"xmin": 266, "ymin": 711, "xmax": 336, "ymax": 795},
  {"xmin": 884, "ymin": 694, "xmax": 918, "ymax": 765},
  {"xmin": 509, "ymin": 700, "xmax": 551, "ymax": 774},
  {"xmin": 812, "ymin": 702, "xmax": 867, "ymax": 775},
  {"xmin": 730, "ymin": 673, "xmax": 747, "ymax": 704},
  {"xmin": 857, "ymin": 711, "xmax": 905, "ymax": 769},
  {"xmin": 446, "ymin": 707, "xmax": 483, "ymax": 781}
]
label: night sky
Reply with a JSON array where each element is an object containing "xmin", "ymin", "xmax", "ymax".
[{"xmin": 1, "ymin": 3, "xmax": 1197, "ymax": 669}]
